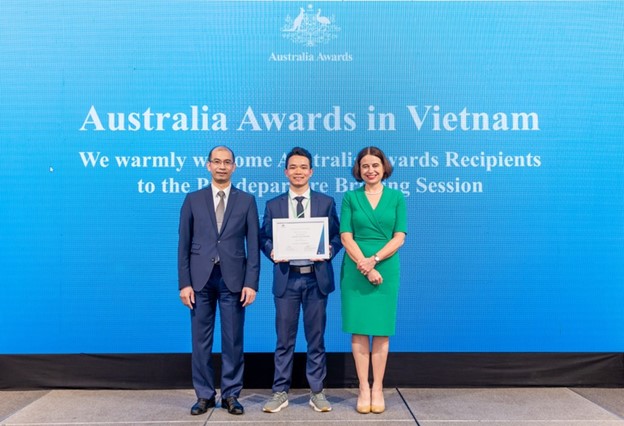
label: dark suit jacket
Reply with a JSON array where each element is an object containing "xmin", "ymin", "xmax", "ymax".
[
  {"xmin": 178, "ymin": 185, "xmax": 260, "ymax": 293},
  {"xmin": 260, "ymin": 190, "xmax": 342, "ymax": 297}
]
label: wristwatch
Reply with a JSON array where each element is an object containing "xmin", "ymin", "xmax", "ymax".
[{"xmin": 373, "ymin": 254, "xmax": 381, "ymax": 264}]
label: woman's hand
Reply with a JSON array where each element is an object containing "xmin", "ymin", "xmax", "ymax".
[
  {"xmin": 357, "ymin": 256, "xmax": 377, "ymax": 275},
  {"xmin": 367, "ymin": 269, "xmax": 383, "ymax": 285}
]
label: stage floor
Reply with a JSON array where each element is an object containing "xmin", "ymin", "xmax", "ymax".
[{"xmin": 1, "ymin": 387, "xmax": 623, "ymax": 425}]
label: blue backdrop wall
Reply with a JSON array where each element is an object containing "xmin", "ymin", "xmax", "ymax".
[{"xmin": 1, "ymin": 1, "xmax": 623, "ymax": 355}]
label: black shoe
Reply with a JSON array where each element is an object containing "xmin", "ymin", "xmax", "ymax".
[
  {"xmin": 190, "ymin": 397, "xmax": 216, "ymax": 415},
  {"xmin": 221, "ymin": 396, "xmax": 244, "ymax": 415}
]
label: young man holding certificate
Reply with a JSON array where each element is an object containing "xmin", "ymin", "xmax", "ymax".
[{"xmin": 259, "ymin": 147, "xmax": 342, "ymax": 413}]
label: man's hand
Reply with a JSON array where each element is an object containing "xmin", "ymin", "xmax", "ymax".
[
  {"xmin": 179, "ymin": 286, "xmax": 195, "ymax": 309},
  {"xmin": 270, "ymin": 250, "xmax": 289, "ymax": 263},
  {"xmin": 240, "ymin": 287, "xmax": 257, "ymax": 307},
  {"xmin": 311, "ymin": 246, "xmax": 332, "ymax": 262}
]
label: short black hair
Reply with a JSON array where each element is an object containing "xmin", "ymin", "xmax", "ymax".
[
  {"xmin": 285, "ymin": 147, "xmax": 313, "ymax": 169},
  {"xmin": 209, "ymin": 145, "xmax": 235, "ymax": 161}
]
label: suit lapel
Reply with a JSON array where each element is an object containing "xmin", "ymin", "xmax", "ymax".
[
  {"xmin": 310, "ymin": 191, "xmax": 320, "ymax": 217},
  {"xmin": 220, "ymin": 187, "xmax": 238, "ymax": 234},
  {"xmin": 278, "ymin": 193, "xmax": 289, "ymax": 218},
  {"xmin": 203, "ymin": 186, "xmax": 218, "ymax": 233}
]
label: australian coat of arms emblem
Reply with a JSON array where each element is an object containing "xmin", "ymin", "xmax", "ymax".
[{"xmin": 282, "ymin": 5, "xmax": 340, "ymax": 47}]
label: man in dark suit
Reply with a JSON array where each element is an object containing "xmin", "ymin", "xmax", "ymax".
[
  {"xmin": 259, "ymin": 147, "xmax": 342, "ymax": 413},
  {"xmin": 178, "ymin": 145, "xmax": 260, "ymax": 416}
]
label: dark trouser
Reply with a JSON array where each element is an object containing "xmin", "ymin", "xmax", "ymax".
[
  {"xmin": 272, "ymin": 271, "xmax": 328, "ymax": 393},
  {"xmin": 191, "ymin": 266, "xmax": 245, "ymax": 400}
]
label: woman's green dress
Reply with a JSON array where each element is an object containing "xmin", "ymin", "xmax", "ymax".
[{"xmin": 340, "ymin": 187, "xmax": 407, "ymax": 336}]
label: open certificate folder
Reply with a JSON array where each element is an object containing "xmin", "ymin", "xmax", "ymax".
[{"xmin": 272, "ymin": 217, "xmax": 330, "ymax": 261}]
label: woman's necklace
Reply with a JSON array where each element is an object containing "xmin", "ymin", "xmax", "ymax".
[{"xmin": 365, "ymin": 187, "xmax": 383, "ymax": 195}]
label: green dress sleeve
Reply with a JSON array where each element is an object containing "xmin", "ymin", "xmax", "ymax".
[
  {"xmin": 339, "ymin": 191, "xmax": 353, "ymax": 234},
  {"xmin": 394, "ymin": 190, "xmax": 408, "ymax": 234}
]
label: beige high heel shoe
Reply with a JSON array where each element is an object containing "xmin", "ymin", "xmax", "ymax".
[
  {"xmin": 356, "ymin": 389, "xmax": 371, "ymax": 414},
  {"xmin": 371, "ymin": 389, "xmax": 385, "ymax": 414}
]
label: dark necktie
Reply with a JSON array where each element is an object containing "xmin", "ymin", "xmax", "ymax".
[
  {"xmin": 295, "ymin": 196, "xmax": 305, "ymax": 218},
  {"xmin": 216, "ymin": 191, "xmax": 225, "ymax": 232}
]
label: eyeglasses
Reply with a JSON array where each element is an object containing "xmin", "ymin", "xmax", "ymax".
[{"xmin": 210, "ymin": 159, "xmax": 234, "ymax": 167}]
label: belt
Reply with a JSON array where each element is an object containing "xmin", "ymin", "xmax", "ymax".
[{"xmin": 290, "ymin": 265, "xmax": 314, "ymax": 274}]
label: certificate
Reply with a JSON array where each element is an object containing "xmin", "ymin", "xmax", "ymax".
[{"xmin": 273, "ymin": 217, "xmax": 330, "ymax": 260}]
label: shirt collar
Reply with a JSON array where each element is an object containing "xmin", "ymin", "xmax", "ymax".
[
  {"xmin": 212, "ymin": 184, "xmax": 232, "ymax": 198},
  {"xmin": 288, "ymin": 188, "xmax": 311, "ymax": 200}
]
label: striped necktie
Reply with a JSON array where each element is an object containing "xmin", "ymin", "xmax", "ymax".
[{"xmin": 295, "ymin": 196, "xmax": 305, "ymax": 218}]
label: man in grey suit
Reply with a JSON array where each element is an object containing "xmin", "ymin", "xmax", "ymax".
[
  {"xmin": 259, "ymin": 147, "xmax": 342, "ymax": 413},
  {"xmin": 178, "ymin": 145, "xmax": 260, "ymax": 416}
]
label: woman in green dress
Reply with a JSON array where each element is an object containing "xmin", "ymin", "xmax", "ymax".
[{"xmin": 340, "ymin": 146, "xmax": 407, "ymax": 414}]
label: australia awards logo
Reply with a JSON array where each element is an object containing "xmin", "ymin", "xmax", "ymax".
[
  {"xmin": 281, "ymin": 4, "xmax": 340, "ymax": 47},
  {"xmin": 269, "ymin": 4, "xmax": 352, "ymax": 62}
]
